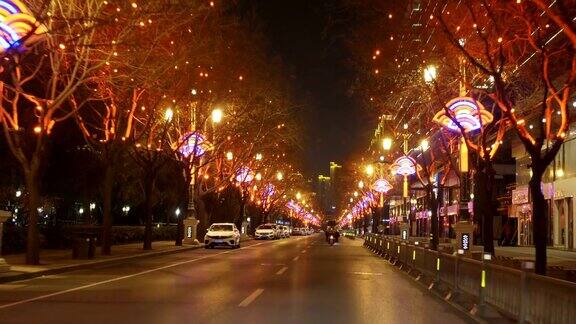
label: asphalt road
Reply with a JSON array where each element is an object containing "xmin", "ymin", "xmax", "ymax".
[{"xmin": 0, "ymin": 235, "xmax": 470, "ymax": 324}]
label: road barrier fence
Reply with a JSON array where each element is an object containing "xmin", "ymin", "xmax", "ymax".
[{"xmin": 364, "ymin": 234, "xmax": 576, "ymax": 324}]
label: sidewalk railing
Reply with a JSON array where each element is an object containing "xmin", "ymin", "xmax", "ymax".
[{"xmin": 364, "ymin": 234, "xmax": 576, "ymax": 324}]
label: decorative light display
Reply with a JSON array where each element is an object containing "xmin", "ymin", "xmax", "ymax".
[
  {"xmin": 391, "ymin": 156, "xmax": 419, "ymax": 176},
  {"xmin": 286, "ymin": 200, "xmax": 319, "ymax": 226},
  {"xmin": 372, "ymin": 178, "xmax": 393, "ymax": 193},
  {"xmin": 176, "ymin": 132, "xmax": 213, "ymax": 158},
  {"xmin": 433, "ymin": 97, "xmax": 493, "ymax": 133},
  {"xmin": 235, "ymin": 166, "xmax": 255, "ymax": 183},
  {"xmin": 0, "ymin": 0, "xmax": 46, "ymax": 52},
  {"xmin": 391, "ymin": 156, "xmax": 419, "ymax": 198}
]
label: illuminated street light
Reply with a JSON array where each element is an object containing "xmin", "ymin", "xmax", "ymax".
[
  {"xmin": 423, "ymin": 65, "xmax": 437, "ymax": 83},
  {"xmin": 211, "ymin": 108, "xmax": 223, "ymax": 123},
  {"xmin": 382, "ymin": 137, "xmax": 393, "ymax": 151},
  {"xmin": 421, "ymin": 139, "xmax": 430, "ymax": 151},
  {"xmin": 175, "ymin": 208, "xmax": 181, "ymax": 217},
  {"xmin": 164, "ymin": 108, "xmax": 174, "ymax": 121},
  {"xmin": 78, "ymin": 207, "xmax": 84, "ymax": 214},
  {"xmin": 15, "ymin": 190, "xmax": 22, "ymax": 198},
  {"xmin": 89, "ymin": 203, "xmax": 96, "ymax": 211},
  {"xmin": 366, "ymin": 164, "xmax": 374, "ymax": 176}
]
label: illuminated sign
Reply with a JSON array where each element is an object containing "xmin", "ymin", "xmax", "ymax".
[
  {"xmin": 462, "ymin": 233, "xmax": 470, "ymax": 250},
  {"xmin": 187, "ymin": 226, "xmax": 192, "ymax": 238}
]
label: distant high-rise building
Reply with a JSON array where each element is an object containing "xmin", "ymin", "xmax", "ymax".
[{"xmin": 316, "ymin": 175, "xmax": 331, "ymax": 215}]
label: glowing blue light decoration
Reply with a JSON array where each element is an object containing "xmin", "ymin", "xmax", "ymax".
[{"xmin": 0, "ymin": 0, "xmax": 46, "ymax": 52}]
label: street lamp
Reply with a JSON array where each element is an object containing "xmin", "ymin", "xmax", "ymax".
[
  {"xmin": 211, "ymin": 108, "xmax": 223, "ymax": 123},
  {"xmin": 15, "ymin": 190, "xmax": 22, "ymax": 198},
  {"xmin": 382, "ymin": 137, "xmax": 393, "ymax": 151},
  {"xmin": 424, "ymin": 65, "xmax": 437, "ymax": 83},
  {"xmin": 175, "ymin": 208, "xmax": 181, "ymax": 218},
  {"xmin": 89, "ymin": 203, "xmax": 96, "ymax": 211},
  {"xmin": 366, "ymin": 164, "xmax": 374, "ymax": 176},
  {"xmin": 164, "ymin": 108, "xmax": 174, "ymax": 121},
  {"xmin": 420, "ymin": 139, "xmax": 430, "ymax": 152}
]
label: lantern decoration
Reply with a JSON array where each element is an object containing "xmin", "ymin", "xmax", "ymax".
[
  {"xmin": 177, "ymin": 132, "xmax": 213, "ymax": 158},
  {"xmin": 372, "ymin": 178, "xmax": 393, "ymax": 193},
  {"xmin": 433, "ymin": 97, "xmax": 493, "ymax": 133},
  {"xmin": 0, "ymin": 0, "xmax": 46, "ymax": 52},
  {"xmin": 235, "ymin": 166, "xmax": 255, "ymax": 183},
  {"xmin": 391, "ymin": 156, "xmax": 419, "ymax": 198}
]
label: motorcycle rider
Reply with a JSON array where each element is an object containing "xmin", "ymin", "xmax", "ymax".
[{"xmin": 325, "ymin": 226, "xmax": 340, "ymax": 243}]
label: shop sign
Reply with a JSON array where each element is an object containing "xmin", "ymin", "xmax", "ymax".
[{"xmin": 512, "ymin": 186, "xmax": 529, "ymax": 204}]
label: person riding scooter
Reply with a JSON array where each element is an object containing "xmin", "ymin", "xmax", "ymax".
[{"xmin": 325, "ymin": 227, "xmax": 340, "ymax": 243}]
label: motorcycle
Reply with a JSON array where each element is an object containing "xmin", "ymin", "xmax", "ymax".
[{"xmin": 328, "ymin": 234, "xmax": 335, "ymax": 246}]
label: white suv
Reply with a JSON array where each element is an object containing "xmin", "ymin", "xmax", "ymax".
[
  {"xmin": 204, "ymin": 223, "xmax": 240, "ymax": 249},
  {"xmin": 255, "ymin": 224, "xmax": 278, "ymax": 240}
]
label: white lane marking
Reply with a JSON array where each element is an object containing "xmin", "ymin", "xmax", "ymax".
[
  {"xmin": 301, "ymin": 250, "xmax": 307, "ymax": 254},
  {"xmin": 276, "ymin": 266, "xmax": 288, "ymax": 275},
  {"xmin": 0, "ymin": 242, "xmax": 268, "ymax": 310},
  {"xmin": 0, "ymin": 285, "xmax": 26, "ymax": 290},
  {"xmin": 292, "ymin": 256, "xmax": 299, "ymax": 261},
  {"xmin": 238, "ymin": 288, "xmax": 264, "ymax": 307}
]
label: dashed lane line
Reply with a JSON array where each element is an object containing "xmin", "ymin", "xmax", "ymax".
[
  {"xmin": 238, "ymin": 288, "xmax": 264, "ymax": 307},
  {"xmin": 276, "ymin": 267, "xmax": 288, "ymax": 275}
]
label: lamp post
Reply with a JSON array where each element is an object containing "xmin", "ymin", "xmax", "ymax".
[{"xmin": 433, "ymin": 97, "xmax": 493, "ymax": 253}]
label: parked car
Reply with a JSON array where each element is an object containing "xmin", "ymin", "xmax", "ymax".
[
  {"xmin": 204, "ymin": 223, "xmax": 240, "ymax": 249},
  {"xmin": 282, "ymin": 225, "xmax": 291, "ymax": 238},
  {"xmin": 291, "ymin": 228, "xmax": 304, "ymax": 236},
  {"xmin": 255, "ymin": 224, "xmax": 279, "ymax": 240}
]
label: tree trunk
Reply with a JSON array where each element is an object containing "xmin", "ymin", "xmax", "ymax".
[
  {"xmin": 530, "ymin": 168, "xmax": 547, "ymax": 275},
  {"xmin": 371, "ymin": 208, "xmax": 380, "ymax": 234},
  {"xmin": 474, "ymin": 164, "xmax": 496, "ymax": 255},
  {"xmin": 101, "ymin": 162, "xmax": 114, "ymax": 255},
  {"xmin": 429, "ymin": 185, "xmax": 439, "ymax": 250},
  {"xmin": 143, "ymin": 174, "xmax": 155, "ymax": 250},
  {"xmin": 25, "ymin": 168, "xmax": 40, "ymax": 265}
]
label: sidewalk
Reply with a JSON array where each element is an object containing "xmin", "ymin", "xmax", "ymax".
[
  {"xmin": 495, "ymin": 246, "xmax": 576, "ymax": 269},
  {"xmin": 0, "ymin": 240, "xmax": 204, "ymax": 284}
]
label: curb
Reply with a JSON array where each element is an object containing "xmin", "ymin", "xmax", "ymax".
[{"xmin": 0, "ymin": 244, "xmax": 206, "ymax": 284}]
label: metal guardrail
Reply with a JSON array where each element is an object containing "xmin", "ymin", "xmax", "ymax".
[{"xmin": 363, "ymin": 234, "xmax": 576, "ymax": 324}]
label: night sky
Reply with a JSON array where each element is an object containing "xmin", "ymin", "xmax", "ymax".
[{"xmin": 251, "ymin": 0, "xmax": 370, "ymax": 178}]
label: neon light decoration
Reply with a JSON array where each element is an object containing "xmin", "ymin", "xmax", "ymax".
[
  {"xmin": 177, "ymin": 132, "xmax": 213, "ymax": 158},
  {"xmin": 0, "ymin": 0, "xmax": 46, "ymax": 52},
  {"xmin": 372, "ymin": 178, "xmax": 393, "ymax": 193},
  {"xmin": 391, "ymin": 156, "xmax": 420, "ymax": 198},
  {"xmin": 433, "ymin": 97, "xmax": 493, "ymax": 133},
  {"xmin": 391, "ymin": 156, "xmax": 418, "ymax": 176},
  {"xmin": 235, "ymin": 166, "xmax": 255, "ymax": 183}
]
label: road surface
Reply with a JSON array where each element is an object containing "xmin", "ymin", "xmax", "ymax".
[{"xmin": 0, "ymin": 235, "xmax": 470, "ymax": 324}]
